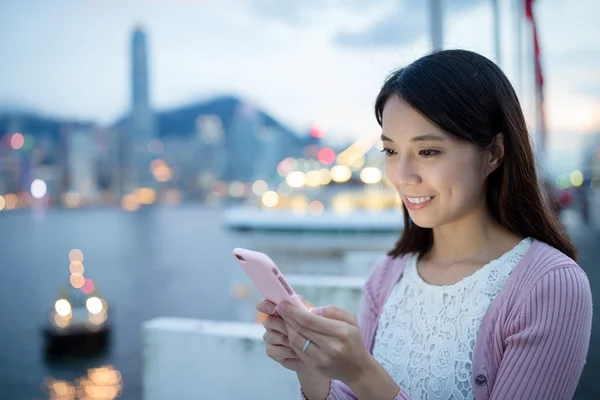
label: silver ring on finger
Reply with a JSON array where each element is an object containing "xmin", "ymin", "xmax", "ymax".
[{"xmin": 302, "ymin": 339, "xmax": 311, "ymax": 353}]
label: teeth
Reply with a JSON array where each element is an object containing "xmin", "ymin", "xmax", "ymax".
[{"xmin": 406, "ymin": 196, "xmax": 433, "ymax": 204}]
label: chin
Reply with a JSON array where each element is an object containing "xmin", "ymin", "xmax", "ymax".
[{"xmin": 406, "ymin": 213, "xmax": 438, "ymax": 229}]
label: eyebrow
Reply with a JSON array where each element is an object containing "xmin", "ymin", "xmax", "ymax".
[{"xmin": 380, "ymin": 134, "xmax": 446, "ymax": 143}]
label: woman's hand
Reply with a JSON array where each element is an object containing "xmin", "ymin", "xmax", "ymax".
[
  {"xmin": 275, "ymin": 301, "xmax": 373, "ymax": 385},
  {"xmin": 256, "ymin": 298, "xmax": 311, "ymax": 373}
]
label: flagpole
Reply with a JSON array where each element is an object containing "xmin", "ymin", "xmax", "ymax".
[
  {"xmin": 492, "ymin": 0, "xmax": 502, "ymax": 68},
  {"xmin": 514, "ymin": 0, "xmax": 523, "ymax": 99},
  {"xmin": 429, "ymin": 0, "xmax": 444, "ymax": 51}
]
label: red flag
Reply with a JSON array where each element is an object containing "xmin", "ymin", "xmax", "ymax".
[{"xmin": 524, "ymin": 0, "xmax": 546, "ymax": 150}]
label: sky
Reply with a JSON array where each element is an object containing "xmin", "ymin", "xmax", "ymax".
[{"xmin": 1, "ymin": 0, "xmax": 599, "ymax": 171}]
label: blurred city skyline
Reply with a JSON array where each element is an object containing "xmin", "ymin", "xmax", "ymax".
[{"xmin": 1, "ymin": 0, "xmax": 598, "ymax": 155}]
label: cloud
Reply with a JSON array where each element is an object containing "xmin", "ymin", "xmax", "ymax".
[{"xmin": 333, "ymin": 0, "xmax": 488, "ymax": 48}]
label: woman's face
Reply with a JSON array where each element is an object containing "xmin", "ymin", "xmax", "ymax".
[{"xmin": 381, "ymin": 96, "xmax": 492, "ymax": 229}]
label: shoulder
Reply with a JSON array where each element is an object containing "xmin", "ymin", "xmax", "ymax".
[
  {"xmin": 517, "ymin": 240, "xmax": 587, "ymax": 284},
  {"xmin": 511, "ymin": 240, "xmax": 592, "ymax": 315}
]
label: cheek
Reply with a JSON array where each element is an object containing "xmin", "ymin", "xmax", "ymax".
[{"xmin": 384, "ymin": 159, "xmax": 396, "ymax": 183}]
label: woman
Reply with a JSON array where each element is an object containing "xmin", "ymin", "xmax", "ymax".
[{"xmin": 257, "ymin": 50, "xmax": 593, "ymax": 400}]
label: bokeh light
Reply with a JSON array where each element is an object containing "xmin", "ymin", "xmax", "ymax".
[
  {"xmin": 305, "ymin": 170, "xmax": 322, "ymax": 187},
  {"xmin": 10, "ymin": 133, "xmax": 24, "ymax": 150},
  {"xmin": 69, "ymin": 261, "xmax": 84, "ymax": 274},
  {"xmin": 55, "ymin": 299, "xmax": 72, "ymax": 317},
  {"xmin": 570, "ymin": 170, "xmax": 584, "ymax": 187},
  {"xmin": 122, "ymin": 194, "xmax": 141, "ymax": 212},
  {"xmin": 360, "ymin": 167, "xmax": 382, "ymax": 184},
  {"xmin": 69, "ymin": 249, "xmax": 84, "ymax": 262},
  {"xmin": 81, "ymin": 278, "xmax": 95, "ymax": 295},
  {"xmin": 317, "ymin": 148, "xmax": 336, "ymax": 165},
  {"xmin": 228, "ymin": 181, "xmax": 245, "ymax": 198},
  {"xmin": 30, "ymin": 179, "xmax": 47, "ymax": 199},
  {"xmin": 330, "ymin": 165, "xmax": 352, "ymax": 183},
  {"xmin": 0, "ymin": 195, "xmax": 5, "ymax": 211},
  {"xmin": 332, "ymin": 194, "xmax": 354, "ymax": 215},
  {"xmin": 252, "ymin": 180, "xmax": 268, "ymax": 196},
  {"xmin": 308, "ymin": 200, "xmax": 324, "ymax": 216},
  {"xmin": 70, "ymin": 274, "xmax": 85, "ymax": 289},
  {"xmin": 309, "ymin": 124, "xmax": 324, "ymax": 139},
  {"xmin": 4, "ymin": 193, "xmax": 18, "ymax": 209},
  {"xmin": 290, "ymin": 196, "xmax": 308, "ymax": 215},
  {"xmin": 285, "ymin": 171, "xmax": 306, "ymax": 188},
  {"xmin": 86, "ymin": 297, "xmax": 103, "ymax": 314},
  {"xmin": 277, "ymin": 158, "xmax": 296, "ymax": 177},
  {"xmin": 261, "ymin": 191, "xmax": 279, "ymax": 208}
]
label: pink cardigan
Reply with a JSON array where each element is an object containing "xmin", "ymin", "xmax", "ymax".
[{"xmin": 305, "ymin": 240, "xmax": 593, "ymax": 400}]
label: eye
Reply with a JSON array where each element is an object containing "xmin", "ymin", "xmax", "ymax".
[
  {"xmin": 419, "ymin": 149, "xmax": 440, "ymax": 158},
  {"xmin": 380, "ymin": 148, "xmax": 397, "ymax": 156}
]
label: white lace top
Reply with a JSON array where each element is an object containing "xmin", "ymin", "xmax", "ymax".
[{"xmin": 372, "ymin": 238, "xmax": 533, "ymax": 400}]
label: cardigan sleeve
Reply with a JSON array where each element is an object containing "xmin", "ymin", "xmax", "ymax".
[{"xmin": 488, "ymin": 266, "xmax": 593, "ymax": 399}]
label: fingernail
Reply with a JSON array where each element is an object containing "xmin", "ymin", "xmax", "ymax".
[
  {"xmin": 264, "ymin": 302, "xmax": 275, "ymax": 315},
  {"xmin": 310, "ymin": 307, "xmax": 323, "ymax": 316}
]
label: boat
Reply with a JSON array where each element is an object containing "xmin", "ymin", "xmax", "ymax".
[{"xmin": 43, "ymin": 286, "xmax": 111, "ymax": 358}]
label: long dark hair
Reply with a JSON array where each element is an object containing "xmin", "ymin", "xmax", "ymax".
[{"xmin": 375, "ymin": 50, "xmax": 577, "ymax": 261}]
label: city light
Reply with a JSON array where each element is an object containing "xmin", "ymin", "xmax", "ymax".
[
  {"xmin": 4, "ymin": 193, "xmax": 17, "ymax": 210},
  {"xmin": 69, "ymin": 261, "xmax": 84, "ymax": 275},
  {"xmin": 70, "ymin": 274, "xmax": 85, "ymax": 289},
  {"xmin": 309, "ymin": 124, "xmax": 324, "ymax": 139},
  {"xmin": 330, "ymin": 165, "xmax": 352, "ymax": 183},
  {"xmin": 252, "ymin": 180, "xmax": 268, "ymax": 196},
  {"xmin": 135, "ymin": 188, "xmax": 157, "ymax": 205},
  {"xmin": 319, "ymin": 169, "xmax": 332, "ymax": 185},
  {"xmin": 286, "ymin": 171, "xmax": 306, "ymax": 188},
  {"xmin": 360, "ymin": 167, "xmax": 383, "ymax": 184},
  {"xmin": 10, "ymin": 133, "xmax": 24, "ymax": 150},
  {"xmin": 277, "ymin": 158, "xmax": 296, "ymax": 177},
  {"xmin": 305, "ymin": 170, "xmax": 322, "ymax": 187},
  {"xmin": 261, "ymin": 191, "xmax": 280, "ymax": 208},
  {"xmin": 0, "ymin": 195, "xmax": 4, "ymax": 211},
  {"xmin": 308, "ymin": 200, "xmax": 324, "ymax": 216},
  {"xmin": 81, "ymin": 278, "xmax": 95, "ymax": 295},
  {"xmin": 317, "ymin": 148, "xmax": 336, "ymax": 165},
  {"xmin": 55, "ymin": 299, "xmax": 72, "ymax": 317},
  {"xmin": 30, "ymin": 179, "xmax": 47, "ymax": 199},
  {"xmin": 69, "ymin": 249, "xmax": 84, "ymax": 263},
  {"xmin": 332, "ymin": 194, "xmax": 354, "ymax": 215},
  {"xmin": 570, "ymin": 170, "xmax": 584, "ymax": 187},
  {"xmin": 86, "ymin": 296, "xmax": 103, "ymax": 314},
  {"xmin": 122, "ymin": 194, "xmax": 141, "ymax": 212},
  {"xmin": 290, "ymin": 196, "xmax": 308, "ymax": 215},
  {"xmin": 228, "ymin": 181, "xmax": 245, "ymax": 198}
]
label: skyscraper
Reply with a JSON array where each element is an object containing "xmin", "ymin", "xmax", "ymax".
[{"xmin": 127, "ymin": 25, "xmax": 157, "ymax": 191}]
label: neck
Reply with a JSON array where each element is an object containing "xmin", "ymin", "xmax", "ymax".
[{"xmin": 426, "ymin": 201, "xmax": 520, "ymax": 264}]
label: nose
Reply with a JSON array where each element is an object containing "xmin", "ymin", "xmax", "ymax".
[{"xmin": 395, "ymin": 156, "xmax": 421, "ymax": 186}]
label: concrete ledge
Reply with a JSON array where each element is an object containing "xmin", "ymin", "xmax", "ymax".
[
  {"xmin": 286, "ymin": 275, "xmax": 366, "ymax": 314},
  {"xmin": 142, "ymin": 318, "xmax": 301, "ymax": 400}
]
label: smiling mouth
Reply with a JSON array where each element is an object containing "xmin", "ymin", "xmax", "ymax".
[{"xmin": 404, "ymin": 196, "xmax": 435, "ymax": 205}]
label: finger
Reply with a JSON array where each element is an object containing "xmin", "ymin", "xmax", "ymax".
[
  {"xmin": 265, "ymin": 344, "xmax": 298, "ymax": 362},
  {"xmin": 296, "ymin": 295, "xmax": 314, "ymax": 309},
  {"xmin": 311, "ymin": 306, "xmax": 358, "ymax": 326},
  {"xmin": 257, "ymin": 299, "xmax": 276, "ymax": 315},
  {"xmin": 263, "ymin": 315, "xmax": 287, "ymax": 335},
  {"xmin": 263, "ymin": 330, "xmax": 290, "ymax": 347},
  {"xmin": 285, "ymin": 319, "xmax": 333, "ymax": 351},
  {"xmin": 277, "ymin": 301, "xmax": 344, "ymax": 336},
  {"xmin": 286, "ymin": 325, "xmax": 321, "ymax": 362}
]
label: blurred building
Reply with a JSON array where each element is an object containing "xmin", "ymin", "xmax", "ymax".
[
  {"xmin": 127, "ymin": 25, "xmax": 158, "ymax": 192},
  {"xmin": 66, "ymin": 128, "xmax": 99, "ymax": 204}
]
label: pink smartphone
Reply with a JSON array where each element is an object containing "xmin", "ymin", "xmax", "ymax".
[{"xmin": 232, "ymin": 248, "xmax": 304, "ymax": 308}]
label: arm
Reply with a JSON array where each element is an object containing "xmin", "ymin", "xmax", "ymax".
[
  {"xmin": 309, "ymin": 261, "xmax": 413, "ymax": 400},
  {"xmin": 489, "ymin": 267, "xmax": 592, "ymax": 399}
]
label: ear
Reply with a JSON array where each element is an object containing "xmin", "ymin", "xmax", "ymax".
[{"xmin": 485, "ymin": 133, "xmax": 505, "ymax": 176}]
